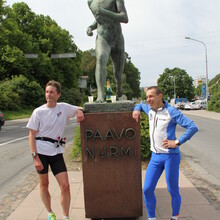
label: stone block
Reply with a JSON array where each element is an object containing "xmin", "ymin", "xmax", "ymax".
[{"xmin": 80, "ymin": 109, "xmax": 142, "ymax": 219}]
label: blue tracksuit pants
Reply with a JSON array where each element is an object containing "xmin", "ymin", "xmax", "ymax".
[{"xmin": 143, "ymin": 152, "xmax": 181, "ymax": 218}]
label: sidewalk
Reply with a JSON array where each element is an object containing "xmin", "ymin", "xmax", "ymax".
[{"xmin": 6, "ymin": 169, "xmax": 220, "ymax": 220}]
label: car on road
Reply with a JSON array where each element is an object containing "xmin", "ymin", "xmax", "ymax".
[
  {"xmin": 0, "ymin": 110, "xmax": 5, "ymax": 130},
  {"xmin": 195, "ymin": 100, "xmax": 207, "ymax": 109},
  {"xmin": 184, "ymin": 102, "xmax": 201, "ymax": 110}
]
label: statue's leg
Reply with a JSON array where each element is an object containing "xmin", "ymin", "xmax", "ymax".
[
  {"xmin": 95, "ymin": 38, "xmax": 110, "ymax": 103},
  {"xmin": 111, "ymin": 45, "xmax": 125, "ymax": 98}
]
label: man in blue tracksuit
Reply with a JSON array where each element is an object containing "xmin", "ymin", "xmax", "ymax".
[{"xmin": 133, "ymin": 86, "xmax": 198, "ymax": 220}]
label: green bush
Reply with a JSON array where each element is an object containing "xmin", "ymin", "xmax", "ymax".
[
  {"xmin": 71, "ymin": 126, "xmax": 82, "ymax": 159},
  {"xmin": 59, "ymin": 87, "xmax": 83, "ymax": 106},
  {"xmin": 140, "ymin": 112, "xmax": 151, "ymax": 160},
  {"xmin": 0, "ymin": 75, "xmax": 44, "ymax": 111},
  {"xmin": 208, "ymin": 92, "xmax": 220, "ymax": 112}
]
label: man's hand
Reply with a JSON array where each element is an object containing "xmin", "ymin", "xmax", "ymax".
[
  {"xmin": 33, "ymin": 156, "xmax": 44, "ymax": 172},
  {"xmin": 132, "ymin": 110, "xmax": 141, "ymax": 122},
  {"xmin": 162, "ymin": 139, "xmax": 177, "ymax": 149},
  {"xmin": 77, "ymin": 109, "xmax": 85, "ymax": 122}
]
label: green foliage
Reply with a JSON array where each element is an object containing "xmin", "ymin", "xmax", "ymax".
[
  {"xmin": 195, "ymin": 84, "xmax": 202, "ymax": 97},
  {"xmin": 3, "ymin": 108, "xmax": 33, "ymax": 120},
  {"xmin": 157, "ymin": 68, "xmax": 195, "ymax": 101},
  {"xmin": 208, "ymin": 93, "xmax": 220, "ymax": 112},
  {"xmin": 59, "ymin": 87, "xmax": 83, "ymax": 106},
  {"xmin": 208, "ymin": 73, "xmax": 220, "ymax": 112},
  {"xmin": 0, "ymin": 75, "xmax": 44, "ymax": 111},
  {"xmin": 80, "ymin": 50, "xmax": 141, "ymax": 99},
  {"xmin": 80, "ymin": 50, "xmax": 96, "ymax": 89},
  {"xmin": 140, "ymin": 112, "xmax": 151, "ymax": 160},
  {"xmin": 124, "ymin": 53, "xmax": 141, "ymax": 98},
  {"xmin": 141, "ymin": 88, "xmax": 146, "ymax": 100},
  {"xmin": 0, "ymin": 2, "xmax": 81, "ymax": 89},
  {"xmin": 71, "ymin": 126, "xmax": 82, "ymax": 159}
]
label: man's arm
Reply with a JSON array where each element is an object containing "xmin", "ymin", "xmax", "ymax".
[
  {"xmin": 163, "ymin": 108, "xmax": 198, "ymax": 149},
  {"xmin": 132, "ymin": 110, "xmax": 141, "ymax": 123},
  {"xmin": 29, "ymin": 129, "xmax": 43, "ymax": 171},
  {"xmin": 77, "ymin": 107, "xmax": 85, "ymax": 122}
]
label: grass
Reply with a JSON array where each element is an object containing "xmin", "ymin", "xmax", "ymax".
[{"xmin": 3, "ymin": 109, "xmax": 33, "ymax": 120}]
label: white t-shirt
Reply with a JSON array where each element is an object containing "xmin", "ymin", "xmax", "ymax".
[{"xmin": 27, "ymin": 102, "xmax": 78, "ymax": 156}]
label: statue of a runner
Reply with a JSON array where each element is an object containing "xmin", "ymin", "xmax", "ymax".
[{"xmin": 87, "ymin": 0, "xmax": 128, "ymax": 103}]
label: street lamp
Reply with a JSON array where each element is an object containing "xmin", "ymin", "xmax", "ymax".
[{"xmin": 185, "ymin": 36, "xmax": 209, "ymax": 109}]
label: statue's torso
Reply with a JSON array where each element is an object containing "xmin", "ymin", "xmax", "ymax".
[
  {"xmin": 88, "ymin": 0, "xmax": 117, "ymax": 13},
  {"xmin": 89, "ymin": 0, "xmax": 123, "ymax": 42}
]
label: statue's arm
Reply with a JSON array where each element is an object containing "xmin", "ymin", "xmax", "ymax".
[
  {"xmin": 87, "ymin": 20, "xmax": 97, "ymax": 36},
  {"xmin": 98, "ymin": 0, "xmax": 128, "ymax": 23}
]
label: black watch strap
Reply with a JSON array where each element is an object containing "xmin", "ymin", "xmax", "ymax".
[{"xmin": 32, "ymin": 152, "xmax": 38, "ymax": 158}]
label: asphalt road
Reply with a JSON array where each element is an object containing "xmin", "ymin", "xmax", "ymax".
[
  {"xmin": 177, "ymin": 113, "xmax": 220, "ymax": 184},
  {"xmin": 0, "ymin": 118, "xmax": 79, "ymax": 199}
]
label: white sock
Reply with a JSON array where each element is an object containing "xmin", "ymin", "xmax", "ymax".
[
  {"xmin": 48, "ymin": 211, "xmax": 54, "ymax": 215},
  {"xmin": 148, "ymin": 218, "xmax": 156, "ymax": 220},
  {"xmin": 64, "ymin": 216, "xmax": 69, "ymax": 219},
  {"xmin": 172, "ymin": 215, "xmax": 179, "ymax": 220}
]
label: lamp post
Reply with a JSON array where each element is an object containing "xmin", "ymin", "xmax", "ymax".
[{"xmin": 185, "ymin": 37, "xmax": 209, "ymax": 109}]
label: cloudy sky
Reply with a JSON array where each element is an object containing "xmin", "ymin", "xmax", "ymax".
[{"xmin": 6, "ymin": 0, "xmax": 220, "ymax": 87}]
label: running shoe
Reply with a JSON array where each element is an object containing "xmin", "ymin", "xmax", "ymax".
[{"xmin": 48, "ymin": 212, "xmax": 56, "ymax": 220}]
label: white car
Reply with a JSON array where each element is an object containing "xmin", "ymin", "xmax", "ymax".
[
  {"xmin": 195, "ymin": 100, "xmax": 207, "ymax": 109},
  {"xmin": 184, "ymin": 102, "xmax": 192, "ymax": 110},
  {"xmin": 184, "ymin": 102, "xmax": 200, "ymax": 110}
]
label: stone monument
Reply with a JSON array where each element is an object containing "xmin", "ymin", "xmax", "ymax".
[{"xmin": 80, "ymin": 102, "xmax": 143, "ymax": 219}]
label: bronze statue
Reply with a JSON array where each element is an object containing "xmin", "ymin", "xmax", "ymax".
[{"xmin": 87, "ymin": 0, "xmax": 128, "ymax": 103}]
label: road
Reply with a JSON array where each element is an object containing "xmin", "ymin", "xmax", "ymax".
[
  {"xmin": 0, "ymin": 118, "xmax": 79, "ymax": 199},
  {"xmin": 177, "ymin": 113, "xmax": 220, "ymax": 184}
]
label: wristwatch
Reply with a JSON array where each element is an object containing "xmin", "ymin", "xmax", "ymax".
[
  {"xmin": 31, "ymin": 152, "xmax": 38, "ymax": 158},
  {"xmin": 78, "ymin": 107, "xmax": 84, "ymax": 112},
  {"xmin": 175, "ymin": 139, "xmax": 180, "ymax": 146}
]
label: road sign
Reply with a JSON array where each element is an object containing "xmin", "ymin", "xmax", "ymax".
[{"xmin": 51, "ymin": 53, "xmax": 76, "ymax": 59}]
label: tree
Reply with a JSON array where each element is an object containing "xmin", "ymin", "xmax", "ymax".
[
  {"xmin": 157, "ymin": 68, "xmax": 195, "ymax": 101},
  {"xmin": 80, "ymin": 50, "xmax": 96, "ymax": 90},
  {"xmin": 0, "ymin": 2, "xmax": 81, "ymax": 88},
  {"xmin": 0, "ymin": 75, "xmax": 44, "ymax": 110},
  {"xmin": 80, "ymin": 50, "xmax": 141, "ymax": 99},
  {"xmin": 124, "ymin": 53, "xmax": 141, "ymax": 98},
  {"xmin": 208, "ymin": 73, "xmax": 220, "ymax": 112}
]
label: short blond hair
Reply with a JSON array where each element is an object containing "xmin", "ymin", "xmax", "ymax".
[
  {"xmin": 46, "ymin": 80, "xmax": 61, "ymax": 94},
  {"xmin": 147, "ymin": 86, "xmax": 162, "ymax": 95}
]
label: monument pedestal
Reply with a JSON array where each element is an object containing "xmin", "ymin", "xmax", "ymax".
[{"xmin": 80, "ymin": 101, "xmax": 142, "ymax": 219}]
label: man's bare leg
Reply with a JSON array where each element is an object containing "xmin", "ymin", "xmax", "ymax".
[
  {"xmin": 38, "ymin": 173, "xmax": 53, "ymax": 212},
  {"xmin": 56, "ymin": 172, "xmax": 71, "ymax": 217}
]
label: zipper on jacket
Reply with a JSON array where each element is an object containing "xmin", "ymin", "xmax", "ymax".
[{"xmin": 152, "ymin": 112, "xmax": 158, "ymax": 153}]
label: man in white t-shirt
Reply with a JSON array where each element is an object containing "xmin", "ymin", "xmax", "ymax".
[{"xmin": 27, "ymin": 80, "xmax": 85, "ymax": 220}]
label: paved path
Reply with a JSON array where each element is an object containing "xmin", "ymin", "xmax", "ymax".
[{"xmin": 5, "ymin": 169, "xmax": 220, "ymax": 220}]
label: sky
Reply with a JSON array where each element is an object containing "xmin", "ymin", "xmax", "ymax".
[{"xmin": 5, "ymin": 0, "xmax": 220, "ymax": 87}]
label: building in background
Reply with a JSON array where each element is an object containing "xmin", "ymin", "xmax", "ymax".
[{"xmin": 193, "ymin": 75, "xmax": 206, "ymax": 88}]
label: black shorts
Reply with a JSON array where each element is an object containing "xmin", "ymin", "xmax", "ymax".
[{"xmin": 37, "ymin": 153, "xmax": 67, "ymax": 176}]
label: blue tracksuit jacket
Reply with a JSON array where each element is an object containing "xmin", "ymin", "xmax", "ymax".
[{"xmin": 134, "ymin": 101, "xmax": 198, "ymax": 154}]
